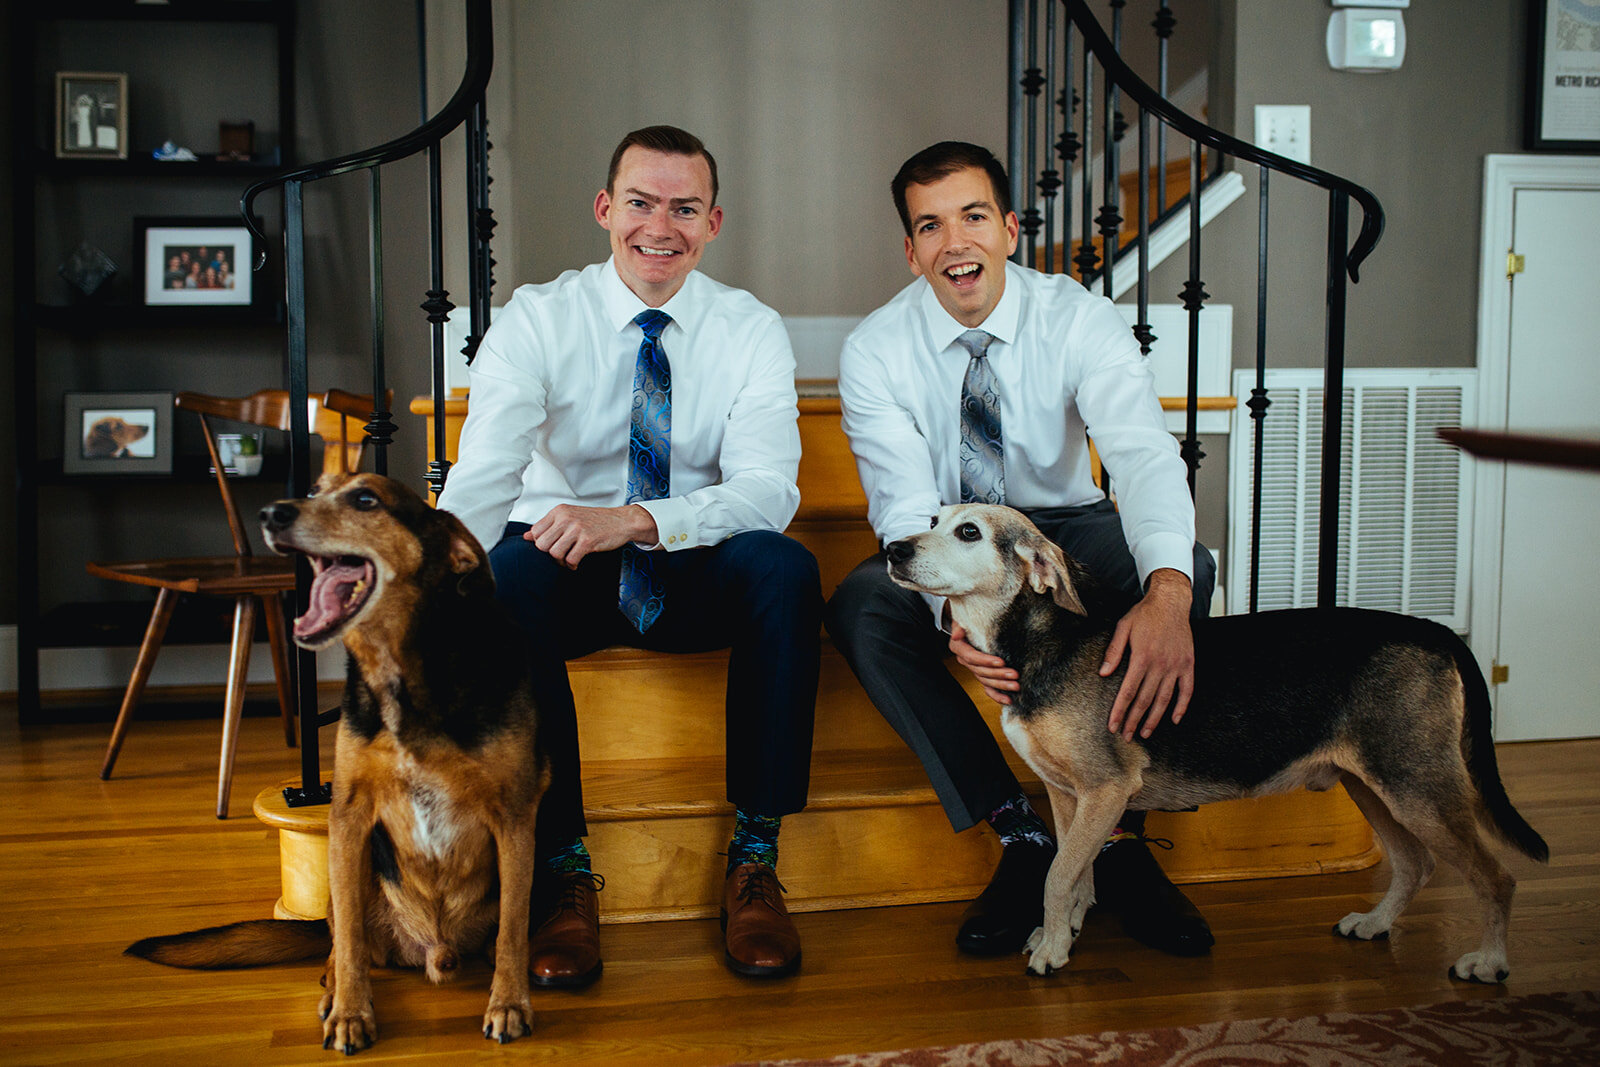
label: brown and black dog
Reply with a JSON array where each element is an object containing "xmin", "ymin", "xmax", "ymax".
[
  {"xmin": 888, "ymin": 504, "xmax": 1548, "ymax": 984},
  {"xmin": 125, "ymin": 473, "xmax": 550, "ymax": 1053}
]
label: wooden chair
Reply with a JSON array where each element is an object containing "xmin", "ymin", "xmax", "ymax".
[{"xmin": 91, "ymin": 388, "xmax": 384, "ymax": 818}]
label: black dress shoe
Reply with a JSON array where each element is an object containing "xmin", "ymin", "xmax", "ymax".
[
  {"xmin": 1093, "ymin": 837, "xmax": 1213, "ymax": 957},
  {"xmin": 956, "ymin": 841, "xmax": 1056, "ymax": 956}
]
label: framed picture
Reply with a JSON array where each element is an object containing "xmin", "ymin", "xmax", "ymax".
[
  {"xmin": 1526, "ymin": 0, "xmax": 1600, "ymax": 151},
  {"xmin": 55, "ymin": 72, "xmax": 129, "ymax": 160},
  {"xmin": 136, "ymin": 217, "xmax": 255, "ymax": 307},
  {"xmin": 63, "ymin": 392, "xmax": 174, "ymax": 475}
]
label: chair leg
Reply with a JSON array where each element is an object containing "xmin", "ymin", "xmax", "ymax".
[
  {"xmin": 217, "ymin": 595, "xmax": 256, "ymax": 819},
  {"xmin": 101, "ymin": 588, "xmax": 178, "ymax": 780},
  {"xmin": 261, "ymin": 591, "xmax": 298, "ymax": 748}
]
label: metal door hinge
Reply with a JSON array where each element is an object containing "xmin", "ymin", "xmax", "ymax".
[
  {"xmin": 1491, "ymin": 661, "xmax": 1510, "ymax": 686},
  {"xmin": 1506, "ymin": 252, "xmax": 1525, "ymax": 279}
]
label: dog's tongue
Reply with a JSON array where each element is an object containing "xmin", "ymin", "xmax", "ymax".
[{"xmin": 295, "ymin": 559, "xmax": 372, "ymax": 640}]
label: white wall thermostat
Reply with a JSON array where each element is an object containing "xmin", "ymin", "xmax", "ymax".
[{"xmin": 1327, "ymin": 7, "xmax": 1408, "ymax": 72}]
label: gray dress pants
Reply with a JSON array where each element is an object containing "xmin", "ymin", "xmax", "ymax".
[{"xmin": 825, "ymin": 499, "xmax": 1216, "ymax": 832}]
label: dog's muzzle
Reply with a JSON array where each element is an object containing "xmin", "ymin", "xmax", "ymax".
[{"xmin": 886, "ymin": 538, "xmax": 916, "ymax": 565}]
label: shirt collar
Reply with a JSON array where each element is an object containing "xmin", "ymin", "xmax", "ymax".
[
  {"xmin": 601, "ymin": 256, "xmax": 702, "ymax": 337},
  {"xmin": 918, "ymin": 262, "xmax": 1021, "ymax": 356}
]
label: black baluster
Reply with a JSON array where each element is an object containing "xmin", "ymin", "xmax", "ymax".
[
  {"xmin": 366, "ymin": 168, "xmax": 395, "ymax": 475},
  {"xmin": 1318, "ymin": 190, "xmax": 1351, "ymax": 609},
  {"xmin": 1021, "ymin": 0, "xmax": 1044, "ymax": 262},
  {"xmin": 1133, "ymin": 107, "xmax": 1154, "ymax": 358},
  {"xmin": 1074, "ymin": 45, "xmax": 1099, "ymax": 281},
  {"xmin": 1178, "ymin": 139, "xmax": 1207, "ymax": 494},
  {"xmin": 1153, "ymin": 1, "xmax": 1174, "ymax": 212},
  {"xmin": 1097, "ymin": 58, "xmax": 1122, "ymax": 298},
  {"xmin": 1057, "ymin": 29, "xmax": 1079, "ymax": 263},
  {"xmin": 1249, "ymin": 165, "xmax": 1271, "ymax": 614},
  {"xmin": 1038, "ymin": 0, "xmax": 1060, "ymax": 274},
  {"xmin": 422, "ymin": 143, "xmax": 455, "ymax": 499}
]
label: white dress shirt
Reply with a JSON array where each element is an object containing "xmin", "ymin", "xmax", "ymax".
[
  {"xmin": 839, "ymin": 261, "xmax": 1195, "ymax": 620},
  {"xmin": 437, "ymin": 258, "xmax": 801, "ymax": 554}
]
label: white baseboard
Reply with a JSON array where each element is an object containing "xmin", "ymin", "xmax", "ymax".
[{"xmin": 0, "ymin": 623, "xmax": 344, "ymax": 695}]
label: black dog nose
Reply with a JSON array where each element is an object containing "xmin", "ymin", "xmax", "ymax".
[
  {"xmin": 260, "ymin": 501, "xmax": 299, "ymax": 532},
  {"xmin": 886, "ymin": 539, "xmax": 915, "ymax": 564}
]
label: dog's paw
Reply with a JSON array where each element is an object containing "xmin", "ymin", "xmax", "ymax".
[
  {"xmin": 321, "ymin": 1000, "xmax": 377, "ymax": 1055},
  {"xmin": 1333, "ymin": 911, "xmax": 1391, "ymax": 941},
  {"xmin": 1450, "ymin": 951, "xmax": 1509, "ymax": 984},
  {"xmin": 1023, "ymin": 925, "xmax": 1073, "ymax": 977},
  {"xmin": 483, "ymin": 998, "xmax": 533, "ymax": 1044}
]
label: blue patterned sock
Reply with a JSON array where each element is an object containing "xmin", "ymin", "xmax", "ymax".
[
  {"xmin": 727, "ymin": 809, "xmax": 782, "ymax": 873},
  {"xmin": 986, "ymin": 793, "xmax": 1053, "ymax": 849},
  {"xmin": 545, "ymin": 837, "xmax": 593, "ymax": 877}
]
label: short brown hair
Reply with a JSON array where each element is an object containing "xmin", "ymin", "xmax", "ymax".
[
  {"xmin": 606, "ymin": 125, "xmax": 720, "ymax": 206},
  {"xmin": 891, "ymin": 141, "xmax": 1012, "ymax": 236}
]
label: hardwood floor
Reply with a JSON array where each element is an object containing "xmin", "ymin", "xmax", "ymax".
[{"xmin": 1, "ymin": 699, "xmax": 1595, "ymax": 1065}]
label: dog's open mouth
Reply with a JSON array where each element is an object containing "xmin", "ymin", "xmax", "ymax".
[{"xmin": 295, "ymin": 554, "xmax": 376, "ymax": 644}]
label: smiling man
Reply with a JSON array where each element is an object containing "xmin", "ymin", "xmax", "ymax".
[
  {"xmin": 438, "ymin": 126, "xmax": 820, "ymax": 985},
  {"xmin": 826, "ymin": 141, "xmax": 1218, "ymax": 963}
]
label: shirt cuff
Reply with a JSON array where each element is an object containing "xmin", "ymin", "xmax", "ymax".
[
  {"xmin": 1132, "ymin": 531, "xmax": 1195, "ymax": 588},
  {"xmin": 636, "ymin": 497, "xmax": 698, "ymax": 551}
]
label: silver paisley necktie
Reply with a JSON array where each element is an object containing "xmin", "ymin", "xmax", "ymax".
[{"xmin": 957, "ymin": 329, "xmax": 1004, "ymax": 505}]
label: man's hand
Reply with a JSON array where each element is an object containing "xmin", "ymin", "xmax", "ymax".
[
  {"xmin": 1100, "ymin": 568, "xmax": 1195, "ymax": 739},
  {"xmin": 525, "ymin": 503, "xmax": 659, "ymax": 569},
  {"xmin": 949, "ymin": 622, "xmax": 1020, "ymax": 706}
]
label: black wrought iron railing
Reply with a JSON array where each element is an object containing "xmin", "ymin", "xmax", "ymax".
[
  {"xmin": 1008, "ymin": 0, "xmax": 1384, "ymax": 614},
  {"xmin": 240, "ymin": 0, "xmax": 495, "ymax": 805}
]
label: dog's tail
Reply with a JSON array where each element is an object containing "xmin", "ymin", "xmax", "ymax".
[
  {"xmin": 1451, "ymin": 636, "xmax": 1549, "ymax": 863},
  {"xmin": 126, "ymin": 919, "xmax": 330, "ymax": 969}
]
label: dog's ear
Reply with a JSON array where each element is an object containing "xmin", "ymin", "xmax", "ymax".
[
  {"xmin": 435, "ymin": 509, "xmax": 490, "ymax": 583},
  {"xmin": 1015, "ymin": 536, "xmax": 1086, "ymax": 615}
]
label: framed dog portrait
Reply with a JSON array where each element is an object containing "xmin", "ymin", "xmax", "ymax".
[
  {"xmin": 1526, "ymin": 0, "xmax": 1600, "ymax": 151},
  {"xmin": 55, "ymin": 72, "xmax": 129, "ymax": 160},
  {"xmin": 137, "ymin": 218, "xmax": 255, "ymax": 307},
  {"xmin": 63, "ymin": 391, "xmax": 174, "ymax": 475}
]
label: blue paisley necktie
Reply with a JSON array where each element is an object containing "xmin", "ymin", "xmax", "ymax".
[
  {"xmin": 958, "ymin": 328, "xmax": 1004, "ymax": 505},
  {"xmin": 620, "ymin": 309, "xmax": 672, "ymax": 632}
]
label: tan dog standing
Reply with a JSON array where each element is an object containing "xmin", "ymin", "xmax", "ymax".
[
  {"xmin": 887, "ymin": 503, "xmax": 1547, "ymax": 983},
  {"xmin": 127, "ymin": 473, "xmax": 550, "ymax": 1054}
]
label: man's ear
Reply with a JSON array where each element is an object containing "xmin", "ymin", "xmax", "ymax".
[{"xmin": 1015, "ymin": 537, "xmax": 1086, "ymax": 615}]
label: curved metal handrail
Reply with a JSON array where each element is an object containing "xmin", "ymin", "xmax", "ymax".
[
  {"xmin": 1065, "ymin": 0, "xmax": 1384, "ymax": 281},
  {"xmin": 239, "ymin": 0, "xmax": 493, "ymax": 260}
]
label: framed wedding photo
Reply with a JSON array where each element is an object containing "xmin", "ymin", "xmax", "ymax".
[
  {"xmin": 63, "ymin": 391, "xmax": 174, "ymax": 475},
  {"xmin": 1526, "ymin": 0, "xmax": 1600, "ymax": 151},
  {"xmin": 55, "ymin": 72, "xmax": 129, "ymax": 160},
  {"xmin": 137, "ymin": 217, "xmax": 255, "ymax": 307}
]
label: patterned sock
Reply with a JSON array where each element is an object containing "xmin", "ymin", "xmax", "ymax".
[
  {"xmin": 727, "ymin": 809, "xmax": 782, "ymax": 873},
  {"xmin": 545, "ymin": 837, "xmax": 593, "ymax": 877},
  {"xmin": 986, "ymin": 792, "xmax": 1053, "ymax": 849}
]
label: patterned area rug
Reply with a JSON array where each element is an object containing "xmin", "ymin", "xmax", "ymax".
[{"xmin": 742, "ymin": 990, "xmax": 1599, "ymax": 1066}]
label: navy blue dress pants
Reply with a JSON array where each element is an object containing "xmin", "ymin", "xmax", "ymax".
[{"xmin": 489, "ymin": 524, "xmax": 822, "ymax": 864}]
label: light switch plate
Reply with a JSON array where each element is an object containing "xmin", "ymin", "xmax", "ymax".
[{"xmin": 1254, "ymin": 105, "xmax": 1311, "ymax": 165}]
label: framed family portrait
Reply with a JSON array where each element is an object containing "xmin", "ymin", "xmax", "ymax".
[
  {"xmin": 55, "ymin": 72, "xmax": 129, "ymax": 160},
  {"xmin": 136, "ymin": 217, "xmax": 255, "ymax": 307},
  {"xmin": 1526, "ymin": 0, "xmax": 1600, "ymax": 151},
  {"xmin": 63, "ymin": 392, "xmax": 174, "ymax": 475}
]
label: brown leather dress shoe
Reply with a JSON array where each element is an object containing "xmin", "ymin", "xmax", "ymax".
[
  {"xmin": 720, "ymin": 863, "xmax": 801, "ymax": 978},
  {"xmin": 529, "ymin": 872, "xmax": 604, "ymax": 989}
]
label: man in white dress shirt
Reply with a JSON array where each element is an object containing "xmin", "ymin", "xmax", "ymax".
[
  {"xmin": 438, "ymin": 126, "xmax": 819, "ymax": 984},
  {"xmin": 826, "ymin": 141, "xmax": 1216, "ymax": 961}
]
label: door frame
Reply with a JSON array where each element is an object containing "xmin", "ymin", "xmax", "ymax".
[{"xmin": 1469, "ymin": 154, "xmax": 1600, "ymax": 722}]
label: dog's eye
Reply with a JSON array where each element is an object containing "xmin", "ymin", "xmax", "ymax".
[
  {"xmin": 351, "ymin": 489, "xmax": 380, "ymax": 511},
  {"xmin": 956, "ymin": 522, "xmax": 982, "ymax": 542}
]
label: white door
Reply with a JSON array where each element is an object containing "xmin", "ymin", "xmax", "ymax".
[{"xmin": 1489, "ymin": 186, "xmax": 1600, "ymax": 741}]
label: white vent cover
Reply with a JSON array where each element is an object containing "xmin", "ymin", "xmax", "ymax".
[{"xmin": 1226, "ymin": 368, "xmax": 1475, "ymax": 631}]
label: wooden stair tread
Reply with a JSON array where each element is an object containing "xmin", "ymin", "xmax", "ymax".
[{"xmin": 580, "ymin": 748, "xmax": 959, "ymax": 820}]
